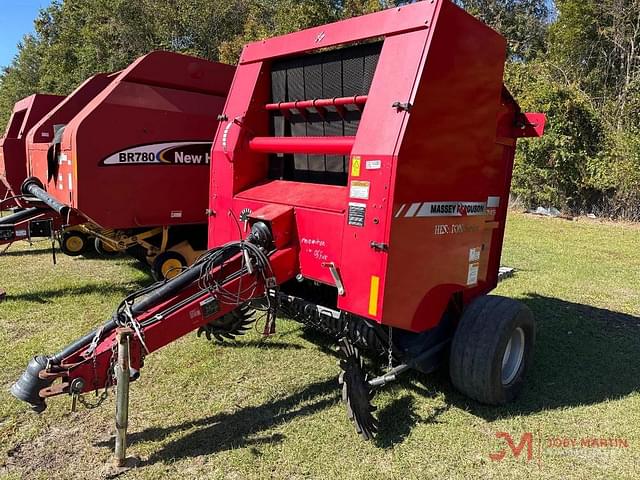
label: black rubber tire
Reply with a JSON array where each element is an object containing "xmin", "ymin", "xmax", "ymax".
[
  {"xmin": 449, "ymin": 295, "xmax": 535, "ymax": 405},
  {"xmin": 59, "ymin": 231, "xmax": 89, "ymax": 257},
  {"xmin": 151, "ymin": 251, "xmax": 187, "ymax": 281},
  {"xmin": 94, "ymin": 237, "xmax": 121, "ymax": 257}
]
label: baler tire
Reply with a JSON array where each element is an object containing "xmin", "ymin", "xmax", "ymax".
[
  {"xmin": 151, "ymin": 251, "xmax": 187, "ymax": 281},
  {"xmin": 59, "ymin": 231, "xmax": 89, "ymax": 257},
  {"xmin": 94, "ymin": 238, "xmax": 121, "ymax": 258},
  {"xmin": 449, "ymin": 295, "xmax": 535, "ymax": 405}
]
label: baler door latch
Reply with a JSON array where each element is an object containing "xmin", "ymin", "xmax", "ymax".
[
  {"xmin": 392, "ymin": 101, "xmax": 412, "ymax": 112},
  {"xmin": 370, "ymin": 241, "xmax": 388, "ymax": 252},
  {"xmin": 322, "ymin": 262, "xmax": 345, "ymax": 296}
]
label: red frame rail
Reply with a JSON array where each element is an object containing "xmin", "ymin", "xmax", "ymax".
[
  {"xmin": 248, "ymin": 136, "xmax": 356, "ymax": 155},
  {"xmin": 265, "ymin": 95, "xmax": 368, "ymax": 112}
]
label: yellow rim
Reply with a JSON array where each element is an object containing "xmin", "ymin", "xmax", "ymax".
[
  {"xmin": 65, "ymin": 235, "xmax": 84, "ymax": 253},
  {"xmin": 161, "ymin": 258, "xmax": 183, "ymax": 279}
]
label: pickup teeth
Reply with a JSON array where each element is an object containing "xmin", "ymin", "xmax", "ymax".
[
  {"xmin": 338, "ymin": 338, "xmax": 378, "ymax": 440},
  {"xmin": 197, "ymin": 305, "xmax": 255, "ymax": 342}
]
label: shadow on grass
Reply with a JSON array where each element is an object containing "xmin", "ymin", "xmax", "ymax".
[
  {"xmin": 5, "ymin": 281, "xmax": 150, "ymax": 303},
  {"xmin": 214, "ymin": 339, "xmax": 304, "ymax": 350},
  {"xmin": 100, "ymin": 294, "xmax": 640, "ymax": 464},
  {"xmin": 291, "ymin": 294, "xmax": 640, "ymax": 434},
  {"xmin": 431, "ymin": 294, "xmax": 640, "ymax": 421},
  {"xmin": 0, "ymin": 246, "xmax": 54, "ymax": 257},
  {"xmin": 96, "ymin": 378, "xmax": 339, "ymax": 463}
]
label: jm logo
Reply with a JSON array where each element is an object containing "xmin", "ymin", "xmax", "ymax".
[{"xmin": 490, "ymin": 432, "xmax": 534, "ymax": 462}]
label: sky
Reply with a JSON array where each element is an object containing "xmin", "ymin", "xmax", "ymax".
[{"xmin": 0, "ymin": 0, "xmax": 52, "ymax": 70}]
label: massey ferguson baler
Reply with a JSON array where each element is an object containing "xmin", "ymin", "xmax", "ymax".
[
  {"xmin": 21, "ymin": 51, "xmax": 234, "ymax": 276},
  {"xmin": 12, "ymin": 0, "xmax": 545, "ymax": 454},
  {"xmin": 0, "ymin": 94, "xmax": 64, "ymax": 245}
]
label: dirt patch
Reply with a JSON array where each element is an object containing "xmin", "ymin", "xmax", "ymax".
[{"xmin": 2, "ymin": 417, "xmax": 114, "ymax": 479}]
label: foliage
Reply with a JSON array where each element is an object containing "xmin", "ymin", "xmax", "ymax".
[
  {"xmin": 454, "ymin": 0, "xmax": 550, "ymax": 60},
  {"xmin": 550, "ymin": 0, "xmax": 640, "ymax": 130},
  {"xmin": 506, "ymin": 61, "xmax": 606, "ymax": 212}
]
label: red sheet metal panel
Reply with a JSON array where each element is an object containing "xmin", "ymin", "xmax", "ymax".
[
  {"xmin": 26, "ymin": 74, "xmax": 114, "ymax": 191},
  {"xmin": 381, "ymin": 1, "xmax": 511, "ymax": 331},
  {"xmin": 0, "ymin": 94, "xmax": 64, "ymax": 205},
  {"xmin": 240, "ymin": 2, "xmax": 433, "ymax": 64},
  {"xmin": 29, "ymin": 51, "xmax": 234, "ymax": 230},
  {"xmin": 210, "ymin": 0, "xmax": 544, "ymax": 333}
]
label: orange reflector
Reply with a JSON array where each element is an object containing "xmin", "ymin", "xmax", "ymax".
[{"xmin": 368, "ymin": 275, "xmax": 380, "ymax": 316}]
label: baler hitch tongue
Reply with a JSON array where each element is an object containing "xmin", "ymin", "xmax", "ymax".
[
  {"xmin": 21, "ymin": 176, "xmax": 71, "ymax": 218},
  {"xmin": 10, "ymin": 219, "xmax": 279, "ymax": 414}
]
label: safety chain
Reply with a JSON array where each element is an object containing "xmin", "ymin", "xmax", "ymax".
[
  {"xmin": 123, "ymin": 301, "xmax": 150, "ymax": 355},
  {"xmin": 76, "ymin": 339, "xmax": 117, "ymax": 409},
  {"xmin": 387, "ymin": 326, "xmax": 394, "ymax": 371}
]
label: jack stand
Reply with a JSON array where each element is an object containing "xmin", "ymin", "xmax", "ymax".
[{"xmin": 114, "ymin": 327, "xmax": 132, "ymax": 467}]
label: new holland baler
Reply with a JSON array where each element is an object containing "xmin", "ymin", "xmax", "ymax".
[
  {"xmin": 0, "ymin": 94, "xmax": 64, "ymax": 245},
  {"xmin": 21, "ymin": 51, "xmax": 234, "ymax": 277},
  {"xmin": 12, "ymin": 0, "xmax": 545, "ymax": 448}
]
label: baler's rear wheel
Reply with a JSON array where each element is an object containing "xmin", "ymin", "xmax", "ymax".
[
  {"xmin": 151, "ymin": 251, "xmax": 187, "ymax": 281},
  {"xmin": 338, "ymin": 337, "xmax": 378, "ymax": 440},
  {"xmin": 449, "ymin": 295, "xmax": 535, "ymax": 405},
  {"xmin": 60, "ymin": 231, "xmax": 89, "ymax": 257},
  {"xmin": 94, "ymin": 238, "xmax": 121, "ymax": 257},
  {"xmin": 197, "ymin": 304, "xmax": 256, "ymax": 342}
]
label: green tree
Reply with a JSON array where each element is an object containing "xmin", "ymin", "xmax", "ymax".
[
  {"xmin": 0, "ymin": 35, "xmax": 45, "ymax": 127},
  {"xmin": 550, "ymin": 0, "xmax": 640, "ymax": 130},
  {"xmin": 507, "ymin": 61, "xmax": 606, "ymax": 212},
  {"xmin": 454, "ymin": 0, "xmax": 550, "ymax": 60}
]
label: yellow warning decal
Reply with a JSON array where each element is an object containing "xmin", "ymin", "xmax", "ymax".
[
  {"xmin": 351, "ymin": 156, "xmax": 361, "ymax": 177},
  {"xmin": 368, "ymin": 275, "xmax": 380, "ymax": 316}
]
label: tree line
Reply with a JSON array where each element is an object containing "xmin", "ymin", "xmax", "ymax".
[{"xmin": 1, "ymin": 0, "xmax": 638, "ymax": 219}]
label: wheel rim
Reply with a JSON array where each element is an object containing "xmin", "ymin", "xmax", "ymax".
[
  {"xmin": 161, "ymin": 258, "xmax": 183, "ymax": 279},
  {"xmin": 501, "ymin": 327, "xmax": 525, "ymax": 385},
  {"xmin": 65, "ymin": 235, "xmax": 84, "ymax": 253}
]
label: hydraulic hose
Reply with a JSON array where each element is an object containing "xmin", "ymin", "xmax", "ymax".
[
  {"xmin": 21, "ymin": 177, "xmax": 70, "ymax": 218},
  {"xmin": 12, "ymin": 223, "xmax": 273, "ymax": 412},
  {"xmin": 50, "ymin": 243, "xmax": 243, "ymax": 364},
  {"xmin": 50, "ymin": 262, "xmax": 206, "ymax": 364},
  {"xmin": 0, "ymin": 207, "xmax": 42, "ymax": 226}
]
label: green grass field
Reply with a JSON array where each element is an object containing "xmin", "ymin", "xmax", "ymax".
[{"xmin": 0, "ymin": 213, "xmax": 638, "ymax": 479}]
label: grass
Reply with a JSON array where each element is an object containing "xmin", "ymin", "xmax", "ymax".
[{"xmin": 0, "ymin": 213, "xmax": 638, "ymax": 479}]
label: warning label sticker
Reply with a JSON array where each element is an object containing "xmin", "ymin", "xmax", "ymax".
[
  {"xmin": 469, "ymin": 247, "xmax": 481, "ymax": 263},
  {"xmin": 467, "ymin": 263, "xmax": 479, "ymax": 285},
  {"xmin": 365, "ymin": 159, "xmax": 381, "ymax": 170},
  {"xmin": 349, "ymin": 180, "xmax": 370, "ymax": 200},
  {"xmin": 350, "ymin": 156, "xmax": 361, "ymax": 177},
  {"xmin": 348, "ymin": 202, "xmax": 366, "ymax": 227}
]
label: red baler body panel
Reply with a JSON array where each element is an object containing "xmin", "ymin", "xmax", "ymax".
[
  {"xmin": 28, "ymin": 52, "xmax": 234, "ymax": 230},
  {"xmin": 26, "ymin": 74, "xmax": 114, "ymax": 198},
  {"xmin": 210, "ymin": 1, "xmax": 544, "ymax": 333},
  {"xmin": 0, "ymin": 94, "xmax": 64, "ymax": 205}
]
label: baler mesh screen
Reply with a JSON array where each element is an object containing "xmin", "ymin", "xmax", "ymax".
[{"xmin": 269, "ymin": 42, "xmax": 382, "ymax": 185}]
